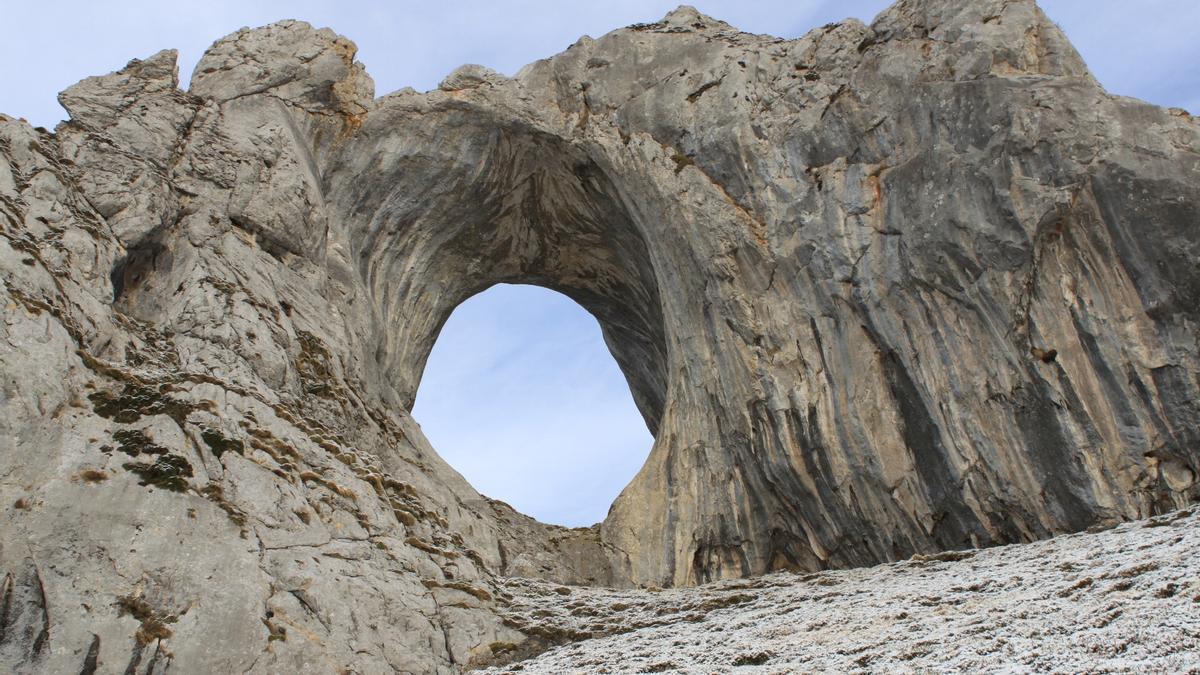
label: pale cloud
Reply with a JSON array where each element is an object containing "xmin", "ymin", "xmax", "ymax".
[{"xmin": 1038, "ymin": 0, "xmax": 1200, "ymax": 111}]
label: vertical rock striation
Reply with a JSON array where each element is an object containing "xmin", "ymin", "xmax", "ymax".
[{"xmin": 1, "ymin": 1, "xmax": 1197, "ymax": 671}]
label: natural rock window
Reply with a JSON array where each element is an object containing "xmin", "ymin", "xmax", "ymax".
[{"xmin": 411, "ymin": 283, "xmax": 654, "ymax": 526}]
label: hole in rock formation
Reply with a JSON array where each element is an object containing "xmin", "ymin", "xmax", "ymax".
[
  {"xmin": 344, "ymin": 125, "xmax": 672, "ymax": 442},
  {"xmin": 110, "ymin": 237, "xmax": 170, "ymax": 303},
  {"xmin": 411, "ymin": 283, "xmax": 655, "ymax": 527}
]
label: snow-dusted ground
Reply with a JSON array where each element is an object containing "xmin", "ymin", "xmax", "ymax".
[{"xmin": 486, "ymin": 507, "xmax": 1200, "ymax": 673}]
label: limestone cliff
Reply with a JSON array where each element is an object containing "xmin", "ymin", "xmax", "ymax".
[{"xmin": 1, "ymin": 1, "xmax": 1198, "ymax": 671}]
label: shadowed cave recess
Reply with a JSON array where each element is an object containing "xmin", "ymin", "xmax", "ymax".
[
  {"xmin": 3, "ymin": 2, "xmax": 1200, "ymax": 671},
  {"xmin": 343, "ymin": 118, "xmax": 678, "ymax": 537},
  {"xmin": 353, "ymin": 127, "xmax": 671, "ymax": 439}
]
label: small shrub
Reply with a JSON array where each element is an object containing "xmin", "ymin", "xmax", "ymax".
[
  {"xmin": 116, "ymin": 595, "xmax": 176, "ymax": 645},
  {"xmin": 75, "ymin": 469, "xmax": 109, "ymax": 483},
  {"xmin": 732, "ymin": 651, "xmax": 772, "ymax": 666},
  {"xmin": 488, "ymin": 641, "xmax": 518, "ymax": 656}
]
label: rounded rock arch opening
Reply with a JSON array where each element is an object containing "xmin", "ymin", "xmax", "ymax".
[
  {"xmin": 412, "ymin": 282, "xmax": 658, "ymax": 525},
  {"xmin": 341, "ymin": 119, "xmax": 673, "ymax": 509}
]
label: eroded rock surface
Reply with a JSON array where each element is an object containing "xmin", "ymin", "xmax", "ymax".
[
  {"xmin": 486, "ymin": 506, "xmax": 1200, "ymax": 673},
  {"xmin": 1, "ymin": 1, "xmax": 1198, "ymax": 672}
]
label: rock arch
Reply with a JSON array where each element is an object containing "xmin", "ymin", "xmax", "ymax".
[
  {"xmin": 338, "ymin": 119, "xmax": 670, "ymax": 434},
  {"xmin": 324, "ymin": 88, "xmax": 826, "ymax": 585},
  {"xmin": 320, "ymin": 4, "xmax": 1200, "ymax": 587}
]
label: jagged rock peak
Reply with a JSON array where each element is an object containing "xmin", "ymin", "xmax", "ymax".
[
  {"xmin": 439, "ymin": 64, "xmax": 508, "ymax": 91},
  {"xmin": 190, "ymin": 19, "xmax": 374, "ymax": 115},
  {"xmin": 659, "ymin": 5, "xmax": 734, "ymax": 31},
  {"xmin": 58, "ymin": 49, "xmax": 182, "ymax": 121}
]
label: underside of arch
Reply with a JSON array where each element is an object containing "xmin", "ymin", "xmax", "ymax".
[{"xmin": 344, "ymin": 119, "xmax": 670, "ymax": 436}]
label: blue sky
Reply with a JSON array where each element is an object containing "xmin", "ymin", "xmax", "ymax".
[
  {"xmin": 3, "ymin": 2, "xmax": 1197, "ymax": 525},
  {"xmin": 412, "ymin": 285, "xmax": 653, "ymax": 526}
]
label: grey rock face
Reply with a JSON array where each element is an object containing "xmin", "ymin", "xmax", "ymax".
[
  {"xmin": 486, "ymin": 506, "xmax": 1200, "ymax": 673},
  {"xmin": 56, "ymin": 49, "xmax": 197, "ymax": 246},
  {"xmin": 1, "ymin": 1, "xmax": 1197, "ymax": 671}
]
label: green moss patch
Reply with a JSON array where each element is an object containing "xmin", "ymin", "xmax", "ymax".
[
  {"xmin": 90, "ymin": 384, "xmax": 196, "ymax": 424},
  {"xmin": 294, "ymin": 330, "xmax": 335, "ymax": 397},
  {"xmin": 488, "ymin": 641, "xmax": 519, "ymax": 656},
  {"xmin": 123, "ymin": 454, "xmax": 193, "ymax": 492},
  {"xmin": 112, "ymin": 428, "xmax": 170, "ymax": 457},
  {"xmin": 200, "ymin": 428, "xmax": 245, "ymax": 459},
  {"xmin": 671, "ymin": 150, "xmax": 695, "ymax": 174}
]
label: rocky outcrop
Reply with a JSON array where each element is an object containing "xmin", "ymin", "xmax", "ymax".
[
  {"xmin": 486, "ymin": 506, "xmax": 1200, "ymax": 673},
  {"xmin": 1, "ymin": 1, "xmax": 1197, "ymax": 671}
]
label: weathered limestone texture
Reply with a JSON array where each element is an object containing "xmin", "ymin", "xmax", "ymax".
[
  {"xmin": 0, "ymin": 1, "xmax": 1197, "ymax": 671},
  {"xmin": 484, "ymin": 506, "xmax": 1200, "ymax": 673}
]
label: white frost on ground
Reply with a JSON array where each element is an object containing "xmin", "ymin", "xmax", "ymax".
[{"xmin": 486, "ymin": 507, "xmax": 1200, "ymax": 673}]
